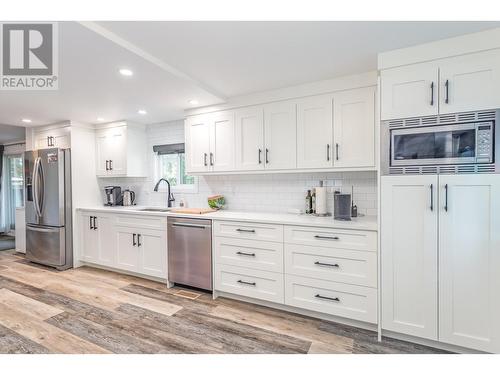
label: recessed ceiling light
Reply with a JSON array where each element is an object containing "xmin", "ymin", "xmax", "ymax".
[
  {"xmin": 137, "ymin": 109, "xmax": 147, "ymax": 115},
  {"xmin": 119, "ymin": 68, "xmax": 133, "ymax": 77},
  {"xmin": 21, "ymin": 118, "xmax": 32, "ymax": 123},
  {"xmin": 188, "ymin": 99, "xmax": 199, "ymax": 105},
  {"xmin": 97, "ymin": 117, "xmax": 105, "ymax": 122}
]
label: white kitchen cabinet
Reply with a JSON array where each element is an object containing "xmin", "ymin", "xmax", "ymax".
[
  {"xmin": 296, "ymin": 94, "xmax": 333, "ymax": 169},
  {"xmin": 185, "ymin": 114, "xmax": 211, "ymax": 173},
  {"xmin": 210, "ymin": 111, "xmax": 235, "ymax": 172},
  {"xmin": 235, "ymin": 106, "xmax": 265, "ymax": 171},
  {"xmin": 439, "ymin": 49, "xmax": 500, "ymax": 114},
  {"xmin": 381, "ymin": 62, "xmax": 439, "ymax": 120},
  {"xmin": 34, "ymin": 127, "xmax": 71, "ymax": 150},
  {"xmin": 333, "ymin": 87, "xmax": 375, "ymax": 168},
  {"xmin": 381, "ymin": 175, "xmax": 438, "ymax": 340},
  {"xmin": 139, "ymin": 228, "xmax": 167, "ymax": 279},
  {"xmin": 80, "ymin": 213, "xmax": 115, "ymax": 267},
  {"xmin": 95, "ymin": 123, "xmax": 147, "ymax": 177},
  {"xmin": 263, "ymin": 101, "xmax": 297, "ymax": 170},
  {"xmin": 115, "ymin": 226, "xmax": 140, "ymax": 273},
  {"xmin": 438, "ymin": 174, "xmax": 500, "ymax": 353}
]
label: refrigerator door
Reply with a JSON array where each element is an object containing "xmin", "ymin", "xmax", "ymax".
[
  {"xmin": 26, "ymin": 224, "xmax": 66, "ymax": 266},
  {"xmin": 25, "ymin": 148, "xmax": 65, "ymax": 227}
]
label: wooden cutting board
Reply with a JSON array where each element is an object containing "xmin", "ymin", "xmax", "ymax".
[{"xmin": 170, "ymin": 208, "xmax": 217, "ymax": 214}]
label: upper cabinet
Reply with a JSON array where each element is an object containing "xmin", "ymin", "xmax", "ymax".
[
  {"xmin": 33, "ymin": 126, "xmax": 71, "ymax": 150},
  {"xmin": 185, "ymin": 86, "xmax": 375, "ymax": 174},
  {"xmin": 95, "ymin": 122, "xmax": 147, "ymax": 177},
  {"xmin": 381, "ymin": 49, "xmax": 500, "ymax": 120}
]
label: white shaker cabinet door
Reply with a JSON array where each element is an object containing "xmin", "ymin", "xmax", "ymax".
[
  {"xmin": 264, "ymin": 100, "xmax": 297, "ymax": 170},
  {"xmin": 115, "ymin": 226, "xmax": 141, "ymax": 273},
  {"xmin": 107, "ymin": 126, "xmax": 127, "ymax": 176},
  {"xmin": 210, "ymin": 111, "xmax": 235, "ymax": 172},
  {"xmin": 95, "ymin": 130, "xmax": 111, "ymax": 176},
  {"xmin": 381, "ymin": 175, "xmax": 438, "ymax": 340},
  {"xmin": 296, "ymin": 94, "xmax": 333, "ymax": 169},
  {"xmin": 381, "ymin": 62, "xmax": 439, "ymax": 120},
  {"xmin": 235, "ymin": 106, "xmax": 265, "ymax": 171},
  {"xmin": 80, "ymin": 213, "xmax": 98, "ymax": 263},
  {"xmin": 439, "ymin": 49, "xmax": 500, "ymax": 115},
  {"xmin": 439, "ymin": 174, "xmax": 500, "ymax": 353},
  {"xmin": 333, "ymin": 87, "xmax": 375, "ymax": 168},
  {"xmin": 185, "ymin": 115, "xmax": 211, "ymax": 173},
  {"xmin": 95, "ymin": 215, "xmax": 116, "ymax": 267},
  {"xmin": 138, "ymin": 229, "xmax": 167, "ymax": 279}
]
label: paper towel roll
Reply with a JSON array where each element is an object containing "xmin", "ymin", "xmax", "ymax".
[{"xmin": 315, "ymin": 186, "xmax": 327, "ymax": 215}]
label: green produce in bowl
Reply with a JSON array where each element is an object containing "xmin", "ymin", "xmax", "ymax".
[{"xmin": 208, "ymin": 195, "xmax": 225, "ymax": 210}]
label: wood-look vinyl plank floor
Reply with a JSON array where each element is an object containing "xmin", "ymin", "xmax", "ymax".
[{"xmin": 0, "ymin": 251, "xmax": 452, "ymax": 354}]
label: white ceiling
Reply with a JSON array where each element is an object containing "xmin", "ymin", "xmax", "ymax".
[{"xmin": 0, "ymin": 21, "xmax": 499, "ymax": 130}]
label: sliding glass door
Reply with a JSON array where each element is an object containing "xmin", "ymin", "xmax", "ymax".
[{"xmin": 1, "ymin": 154, "xmax": 24, "ymax": 232}]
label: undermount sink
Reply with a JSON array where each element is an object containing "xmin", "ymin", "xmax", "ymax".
[{"xmin": 138, "ymin": 208, "xmax": 172, "ymax": 212}]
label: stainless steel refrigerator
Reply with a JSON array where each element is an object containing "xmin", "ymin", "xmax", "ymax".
[{"xmin": 24, "ymin": 148, "xmax": 73, "ymax": 270}]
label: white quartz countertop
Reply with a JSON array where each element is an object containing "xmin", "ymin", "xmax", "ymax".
[{"xmin": 77, "ymin": 206, "xmax": 378, "ymax": 231}]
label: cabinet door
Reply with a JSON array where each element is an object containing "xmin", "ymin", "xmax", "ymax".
[
  {"xmin": 115, "ymin": 226, "xmax": 140, "ymax": 273},
  {"xmin": 95, "ymin": 215, "xmax": 116, "ymax": 267},
  {"xmin": 95, "ymin": 130, "xmax": 110, "ymax": 176},
  {"xmin": 80, "ymin": 214, "xmax": 98, "ymax": 263},
  {"xmin": 381, "ymin": 175, "xmax": 438, "ymax": 340},
  {"xmin": 52, "ymin": 133, "xmax": 70, "ymax": 149},
  {"xmin": 439, "ymin": 174, "xmax": 500, "ymax": 353},
  {"xmin": 107, "ymin": 126, "xmax": 127, "ymax": 176},
  {"xmin": 439, "ymin": 49, "xmax": 500, "ymax": 114},
  {"xmin": 381, "ymin": 62, "xmax": 438, "ymax": 120},
  {"xmin": 333, "ymin": 87, "xmax": 375, "ymax": 168},
  {"xmin": 139, "ymin": 229, "xmax": 167, "ymax": 279},
  {"xmin": 185, "ymin": 115, "xmax": 211, "ymax": 173},
  {"xmin": 235, "ymin": 106, "xmax": 264, "ymax": 171},
  {"xmin": 296, "ymin": 94, "xmax": 333, "ymax": 169},
  {"xmin": 264, "ymin": 101, "xmax": 297, "ymax": 170},
  {"xmin": 34, "ymin": 131, "xmax": 52, "ymax": 149},
  {"xmin": 210, "ymin": 111, "xmax": 235, "ymax": 172}
]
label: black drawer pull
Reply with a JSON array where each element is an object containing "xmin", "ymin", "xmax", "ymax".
[
  {"xmin": 314, "ymin": 235, "xmax": 339, "ymax": 240},
  {"xmin": 314, "ymin": 261, "xmax": 339, "ymax": 268},
  {"xmin": 236, "ymin": 229, "xmax": 256, "ymax": 233},
  {"xmin": 236, "ymin": 251, "xmax": 256, "ymax": 257},
  {"xmin": 132, "ymin": 233, "xmax": 137, "ymax": 246},
  {"xmin": 315, "ymin": 294, "xmax": 340, "ymax": 302},
  {"xmin": 237, "ymin": 280, "xmax": 256, "ymax": 286}
]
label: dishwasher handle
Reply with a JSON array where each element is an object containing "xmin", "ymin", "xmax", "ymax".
[{"xmin": 171, "ymin": 222, "xmax": 209, "ymax": 229}]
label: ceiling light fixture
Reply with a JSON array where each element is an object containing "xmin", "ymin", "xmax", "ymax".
[
  {"xmin": 97, "ymin": 117, "xmax": 105, "ymax": 122},
  {"xmin": 21, "ymin": 118, "xmax": 32, "ymax": 123},
  {"xmin": 188, "ymin": 99, "xmax": 199, "ymax": 105},
  {"xmin": 119, "ymin": 68, "xmax": 133, "ymax": 77},
  {"xmin": 137, "ymin": 109, "xmax": 147, "ymax": 115}
]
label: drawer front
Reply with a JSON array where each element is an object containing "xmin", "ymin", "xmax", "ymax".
[
  {"xmin": 116, "ymin": 214, "xmax": 166, "ymax": 230},
  {"xmin": 214, "ymin": 221, "xmax": 283, "ymax": 242},
  {"xmin": 285, "ymin": 244, "xmax": 377, "ymax": 287},
  {"xmin": 284, "ymin": 226, "xmax": 376, "ymax": 252},
  {"xmin": 215, "ymin": 237, "xmax": 283, "ymax": 273},
  {"xmin": 285, "ymin": 275, "xmax": 377, "ymax": 323},
  {"xmin": 215, "ymin": 264, "xmax": 284, "ymax": 304}
]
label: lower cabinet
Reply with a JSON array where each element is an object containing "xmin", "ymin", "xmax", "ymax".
[{"xmin": 79, "ymin": 211, "xmax": 167, "ymax": 279}]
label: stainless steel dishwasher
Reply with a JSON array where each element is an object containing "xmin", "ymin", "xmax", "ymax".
[{"xmin": 167, "ymin": 217, "xmax": 212, "ymax": 291}]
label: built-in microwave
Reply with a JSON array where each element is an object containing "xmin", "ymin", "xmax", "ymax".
[{"xmin": 382, "ymin": 110, "xmax": 499, "ymax": 175}]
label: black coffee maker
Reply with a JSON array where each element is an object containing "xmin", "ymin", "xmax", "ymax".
[{"xmin": 104, "ymin": 186, "xmax": 122, "ymax": 206}]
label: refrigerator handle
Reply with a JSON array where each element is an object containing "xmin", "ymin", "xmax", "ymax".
[
  {"xmin": 38, "ymin": 157, "xmax": 45, "ymax": 216},
  {"xmin": 33, "ymin": 157, "xmax": 42, "ymax": 217}
]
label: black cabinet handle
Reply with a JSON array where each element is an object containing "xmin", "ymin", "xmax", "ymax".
[
  {"xmin": 258, "ymin": 148, "xmax": 262, "ymax": 164},
  {"xmin": 51, "ymin": 136, "xmax": 55, "ymax": 146},
  {"xmin": 445, "ymin": 80, "xmax": 449, "ymax": 104},
  {"xmin": 315, "ymin": 294, "xmax": 340, "ymax": 302},
  {"xmin": 335, "ymin": 143, "xmax": 339, "ymax": 161},
  {"xmin": 204, "ymin": 153, "xmax": 208, "ymax": 166},
  {"xmin": 210, "ymin": 152, "xmax": 214, "ymax": 166},
  {"xmin": 265, "ymin": 148, "xmax": 269, "ymax": 164},
  {"xmin": 237, "ymin": 280, "xmax": 256, "ymax": 286},
  {"xmin": 133, "ymin": 233, "xmax": 137, "ymax": 246},
  {"xmin": 430, "ymin": 184, "xmax": 434, "ymax": 211},
  {"xmin": 137, "ymin": 234, "xmax": 142, "ymax": 247},
  {"xmin": 236, "ymin": 251, "xmax": 256, "ymax": 257},
  {"xmin": 236, "ymin": 228, "xmax": 256, "ymax": 233},
  {"xmin": 109, "ymin": 160, "xmax": 113, "ymax": 170},
  {"xmin": 444, "ymin": 184, "xmax": 448, "ymax": 212},
  {"xmin": 430, "ymin": 82, "xmax": 434, "ymax": 106},
  {"xmin": 326, "ymin": 144, "xmax": 330, "ymax": 161},
  {"xmin": 314, "ymin": 261, "xmax": 339, "ymax": 268},
  {"xmin": 47, "ymin": 136, "xmax": 50, "ymax": 147},
  {"xmin": 314, "ymin": 235, "xmax": 339, "ymax": 240},
  {"xmin": 93, "ymin": 216, "xmax": 97, "ymax": 230},
  {"xmin": 89, "ymin": 216, "xmax": 93, "ymax": 230}
]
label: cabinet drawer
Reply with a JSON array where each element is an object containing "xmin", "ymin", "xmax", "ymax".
[
  {"xmin": 285, "ymin": 275, "xmax": 377, "ymax": 323},
  {"xmin": 214, "ymin": 221, "xmax": 283, "ymax": 242},
  {"xmin": 215, "ymin": 264, "xmax": 284, "ymax": 304},
  {"xmin": 284, "ymin": 226, "xmax": 376, "ymax": 252},
  {"xmin": 117, "ymin": 214, "xmax": 166, "ymax": 230},
  {"xmin": 285, "ymin": 244, "xmax": 377, "ymax": 287},
  {"xmin": 215, "ymin": 237, "xmax": 283, "ymax": 273}
]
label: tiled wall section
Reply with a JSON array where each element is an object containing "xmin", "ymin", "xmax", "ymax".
[{"xmin": 98, "ymin": 120, "xmax": 378, "ymax": 216}]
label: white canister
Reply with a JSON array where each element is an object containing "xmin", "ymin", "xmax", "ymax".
[{"xmin": 315, "ymin": 186, "xmax": 327, "ymax": 215}]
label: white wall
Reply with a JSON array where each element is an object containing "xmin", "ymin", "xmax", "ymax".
[{"xmin": 99, "ymin": 120, "xmax": 378, "ymax": 216}]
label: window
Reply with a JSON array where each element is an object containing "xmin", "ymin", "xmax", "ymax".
[
  {"xmin": 153, "ymin": 143, "xmax": 197, "ymax": 193},
  {"xmin": 1, "ymin": 154, "xmax": 24, "ymax": 232}
]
